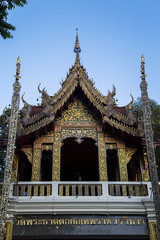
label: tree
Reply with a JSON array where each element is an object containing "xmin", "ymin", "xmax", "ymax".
[
  {"xmin": 0, "ymin": 0, "xmax": 27, "ymax": 39},
  {"xmin": 133, "ymin": 97, "xmax": 160, "ymax": 179}
]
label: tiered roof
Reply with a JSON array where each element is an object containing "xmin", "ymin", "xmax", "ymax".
[{"xmin": 18, "ymin": 32, "xmax": 144, "ymax": 139}]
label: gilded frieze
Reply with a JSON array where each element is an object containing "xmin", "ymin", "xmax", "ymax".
[
  {"xmin": 106, "ymin": 144, "xmax": 117, "ymax": 150},
  {"xmin": 61, "ymin": 129, "xmax": 97, "ymax": 143},
  {"xmin": 118, "ymin": 149, "xmax": 128, "ymax": 182},
  {"xmin": 105, "ymin": 135, "xmax": 125, "ymax": 149},
  {"xmin": 98, "ymin": 133, "xmax": 107, "ymax": 181},
  {"xmin": 42, "ymin": 144, "xmax": 53, "ymax": 151},
  {"xmin": 52, "ymin": 132, "xmax": 61, "ymax": 181}
]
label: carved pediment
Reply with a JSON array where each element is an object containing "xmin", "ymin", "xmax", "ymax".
[{"xmin": 55, "ymin": 97, "xmax": 101, "ymax": 125}]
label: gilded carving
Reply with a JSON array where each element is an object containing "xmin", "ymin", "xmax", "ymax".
[
  {"xmin": 55, "ymin": 97, "xmax": 100, "ymax": 124},
  {"xmin": 148, "ymin": 221, "xmax": 158, "ymax": 240},
  {"xmin": 125, "ymin": 148, "xmax": 137, "ymax": 164},
  {"xmin": 61, "ymin": 129, "xmax": 97, "ymax": 143},
  {"xmin": 105, "ymin": 136, "xmax": 125, "ymax": 149},
  {"xmin": 118, "ymin": 149, "xmax": 128, "ymax": 182},
  {"xmin": 41, "ymin": 144, "xmax": 53, "ymax": 151},
  {"xmin": 21, "ymin": 148, "xmax": 33, "ymax": 163},
  {"xmin": 141, "ymin": 148, "xmax": 150, "ymax": 182},
  {"xmin": 52, "ymin": 132, "xmax": 61, "ymax": 181},
  {"xmin": 106, "ymin": 144, "xmax": 117, "ymax": 150},
  {"xmin": 34, "ymin": 131, "xmax": 54, "ymax": 145},
  {"xmin": 32, "ymin": 148, "xmax": 41, "ymax": 181},
  {"xmin": 5, "ymin": 221, "xmax": 13, "ymax": 240},
  {"xmin": 11, "ymin": 153, "xmax": 19, "ymax": 182},
  {"xmin": 98, "ymin": 133, "xmax": 107, "ymax": 181}
]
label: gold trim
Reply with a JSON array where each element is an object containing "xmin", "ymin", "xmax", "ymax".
[
  {"xmin": 11, "ymin": 153, "xmax": 19, "ymax": 182},
  {"xmin": 148, "ymin": 221, "xmax": 158, "ymax": 240},
  {"xmin": 98, "ymin": 133, "xmax": 107, "ymax": 181},
  {"xmin": 5, "ymin": 221, "xmax": 13, "ymax": 240},
  {"xmin": 118, "ymin": 149, "xmax": 128, "ymax": 181},
  {"xmin": 32, "ymin": 148, "xmax": 41, "ymax": 181},
  {"xmin": 52, "ymin": 132, "xmax": 61, "ymax": 181}
]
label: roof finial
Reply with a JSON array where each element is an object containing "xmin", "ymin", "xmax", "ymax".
[
  {"xmin": 74, "ymin": 28, "xmax": 81, "ymax": 53},
  {"xmin": 141, "ymin": 54, "xmax": 147, "ymax": 81},
  {"xmin": 14, "ymin": 56, "xmax": 21, "ymax": 81}
]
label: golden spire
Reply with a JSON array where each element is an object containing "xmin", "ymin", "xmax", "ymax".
[
  {"xmin": 74, "ymin": 29, "xmax": 81, "ymax": 66},
  {"xmin": 15, "ymin": 56, "xmax": 21, "ymax": 80},
  {"xmin": 141, "ymin": 54, "xmax": 147, "ymax": 81},
  {"xmin": 141, "ymin": 54, "xmax": 144, "ymax": 63},
  {"xmin": 74, "ymin": 28, "xmax": 81, "ymax": 53}
]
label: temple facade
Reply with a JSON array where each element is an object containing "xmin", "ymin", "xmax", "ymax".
[{"xmin": 2, "ymin": 33, "xmax": 159, "ymax": 239}]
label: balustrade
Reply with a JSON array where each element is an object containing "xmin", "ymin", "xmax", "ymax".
[
  {"xmin": 8, "ymin": 181, "xmax": 156, "ymax": 199},
  {"xmin": 12, "ymin": 183, "xmax": 52, "ymax": 197},
  {"xmin": 108, "ymin": 183, "xmax": 148, "ymax": 197}
]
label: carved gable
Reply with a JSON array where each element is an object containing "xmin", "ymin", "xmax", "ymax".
[{"xmin": 55, "ymin": 97, "xmax": 101, "ymax": 126}]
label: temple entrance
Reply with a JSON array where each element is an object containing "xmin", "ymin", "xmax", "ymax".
[
  {"xmin": 40, "ymin": 150, "xmax": 52, "ymax": 181},
  {"xmin": 107, "ymin": 149, "xmax": 120, "ymax": 181},
  {"xmin": 60, "ymin": 138, "xmax": 99, "ymax": 181}
]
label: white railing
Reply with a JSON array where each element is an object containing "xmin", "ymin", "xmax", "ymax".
[{"xmin": 9, "ymin": 181, "xmax": 153, "ymax": 199}]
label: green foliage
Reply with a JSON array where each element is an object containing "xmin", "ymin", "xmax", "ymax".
[
  {"xmin": 133, "ymin": 97, "xmax": 160, "ymax": 178},
  {"xmin": 0, "ymin": 0, "xmax": 27, "ymax": 39}
]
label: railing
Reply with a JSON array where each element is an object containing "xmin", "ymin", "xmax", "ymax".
[
  {"xmin": 108, "ymin": 183, "xmax": 148, "ymax": 197},
  {"xmin": 58, "ymin": 184, "xmax": 102, "ymax": 196},
  {"xmin": 9, "ymin": 181, "xmax": 153, "ymax": 199},
  {"xmin": 12, "ymin": 183, "xmax": 52, "ymax": 197}
]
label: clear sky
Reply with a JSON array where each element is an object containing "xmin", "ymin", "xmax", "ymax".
[{"xmin": 0, "ymin": 0, "xmax": 160, "ymax": 114}]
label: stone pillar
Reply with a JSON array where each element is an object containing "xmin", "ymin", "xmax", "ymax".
[
  {"xmin": 98, "ymin": 132, "xmax": 107, "ymax": 181},
  {"xmin": 52, "ymin": 126, "xmax": 61, "ymax": 181},
  {"xmin": 118, "ymin": 148, "xmax": 128, "ymax": 182},
  {"xmin": 11, "ymin": 153, "xmax": 19, "ymax": 182},
  {"xmin": 5, "ymin": 221, "xmax": 13, "ymax": 240},
  {"xmin": 148, "ymin": 221, "xmax": 158, "ymax": 240},
  {"xmin": 32, "ymin": 143, "xmax": 41, "ymax": 181}
]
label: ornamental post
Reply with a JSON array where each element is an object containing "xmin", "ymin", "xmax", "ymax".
[
  {"xmin": 140, "ymin": 55, "xmax": 160, "ymax": 239},
  {"xmin": 0, "ymin": 57, "xmax": 21, "ymax": 240}
]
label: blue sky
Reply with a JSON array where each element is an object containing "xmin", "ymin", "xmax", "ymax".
[{"xmin": 0, "ymin": 0, "xmax": 160, "ymax": 114}]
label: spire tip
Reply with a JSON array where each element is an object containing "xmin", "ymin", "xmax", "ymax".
[{"xmin": 74, "ymin": 29, "xmax": 81, "ymax": 53}]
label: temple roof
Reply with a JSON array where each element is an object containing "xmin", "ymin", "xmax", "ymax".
[{"xmin": 18, "ymin": 32, "xmax": 144, "ymax": 138}]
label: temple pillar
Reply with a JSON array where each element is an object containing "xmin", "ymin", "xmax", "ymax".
[
  {"xmin": 98, "ymin": 132, "xmax": 107, "ymax": 181},
  {"xmin": 148, "ymin": 221, "xmax": 158, "ymax": 240},
  {"xmin": 32, "ymin": 143, "xmax": 41, "ymax": 181},
  {"xmin": 52, "ymin": 126, "xmax": 61, "ymax": 181},
  {"xmin": 141, "ymin": 147, "xmax": 150, "ymax": 182},
  {"xmin": 11, "ymin": 153, "xmax": 19, "ymax": 182},
  {"xmin": 5, "ymin": 221, "xmax": 13, "ymax": 240},
  {"xmin": 118, "ymin": 148, "xmax": 128, "ymax": 182}
]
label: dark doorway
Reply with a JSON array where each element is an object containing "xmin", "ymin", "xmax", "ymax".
[
  {"xmin": 18, "ymin": 152, "xmax": 32, "ymax": 181},
  {"xmin": 40, "ymin": 150, "xmax": 52, "ymax": 181},
  {"xmin": 60, "ymin": 138, "xmax": 99, "ymax": 181},
  {"xmin": 107, "ymin": 149, "xmax": 120, "ymax": 181},
  {"xmin": 127, "ymin": 155, "xmax": 141, "ymax": 181}
]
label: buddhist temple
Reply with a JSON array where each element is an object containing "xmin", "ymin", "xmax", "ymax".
[{"xmin": 0, "ymin": 31, "xmax": 159, "ymax": 240}]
